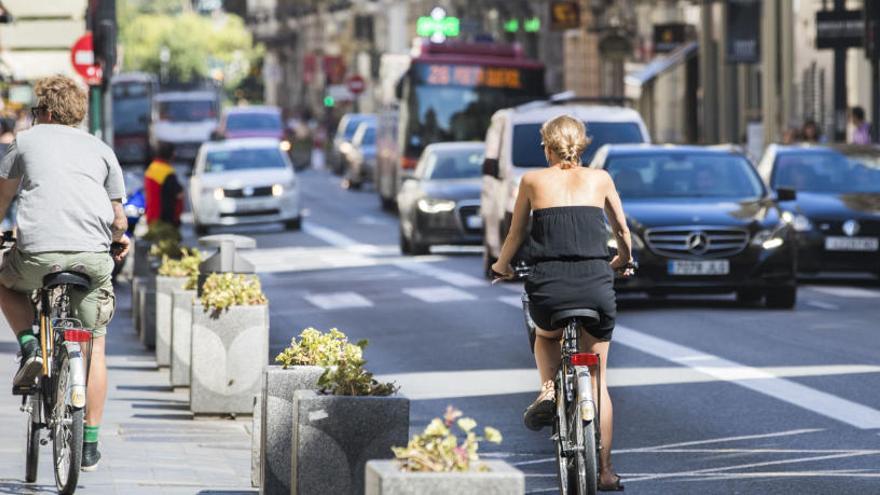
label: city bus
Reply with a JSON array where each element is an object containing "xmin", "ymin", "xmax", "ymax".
[
  {"xmin": 376, "ymin": 41, "xmax": 546, "ymax": 209},
  {"xmin": 111, "ymin": 72, "xmax": 158, "ymax": 164}
]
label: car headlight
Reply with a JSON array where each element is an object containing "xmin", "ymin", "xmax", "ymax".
[
  {"xmin": 272, "ymin": 184, "xmax": 285, "ymax": 197},
  {"xmin": 211, "ymin": 188, "xmax": 225, "ymax": 201},
  {"xmin": 280, "ymin": 140, "xmax": 292, "ymax": 152},
  {"xmin": 417, "ymin": 198, "xmax": 456, "ymax": 213},
  {"xmin": 781, "ymin": 211, "xmax": 812, "ymax": 232},
  {"xmin": 752, "ymin": 229, "xmax": 784, "ymax": 250}
]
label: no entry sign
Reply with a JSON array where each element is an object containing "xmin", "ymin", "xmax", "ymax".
[
  {"xmin": 70, "ymin": 33, "xmax": 102, "ymax": 85},
  {"xmin": 346, "ymin": 74, "xmax": 366, "ymax": 95}
]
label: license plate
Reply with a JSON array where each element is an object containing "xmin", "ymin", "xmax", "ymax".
[
  {"xmin": 466, "ymin": 215, "xmax": 482, "ymax": 229},
  {"xmin": 824, "ymin": 236, "xmax": 879, "ymax": 251},
  {"xmin": 234, "ymin": 200, "xmax": 273, "ymax": 213},
  {"xmin": 668, "ymin": 260, "xmax": 730, "ymax": 275}
]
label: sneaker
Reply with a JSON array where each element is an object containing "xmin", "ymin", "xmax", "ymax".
[
  {"xmin": 81, "ymin": 442, "xmax": 101, "ymax": 472},
  {"xmin": 13, "ymin": 341, "xmax": 42, "ymax": 387},
  {"xmin": 523, "ymin": 380, "xmax": 556, "ymax": 431}
]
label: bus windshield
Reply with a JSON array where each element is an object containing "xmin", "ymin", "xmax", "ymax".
[
  {"xmin": 403, "ymin": 63, "xmax": 544, "ymax": 159},
  {"xmin": 113, "ymin": 97, "xmax": 150, "ymax": 134}
]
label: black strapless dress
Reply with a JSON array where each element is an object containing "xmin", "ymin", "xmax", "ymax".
[{"xmin": 524, "ymin": 206, "xmax": 617, "ymax": 340}]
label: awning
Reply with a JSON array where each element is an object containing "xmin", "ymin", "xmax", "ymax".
[{"xmin": 625, "ymin": 41, "xmax": 698, "ymax": 88}]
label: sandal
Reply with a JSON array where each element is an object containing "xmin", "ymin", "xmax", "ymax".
[
  {"xmin": 523, "ymin": 380, "xmax": 555, "ymax": 431},
  {"xmin": 598, "ymin": 473, "xmax": 624, "ymax": 491}
]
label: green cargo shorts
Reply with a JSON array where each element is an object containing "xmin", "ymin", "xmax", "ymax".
[{"xmin": 0, "ymin": 250, "xmax": 116, "ymax": 337}]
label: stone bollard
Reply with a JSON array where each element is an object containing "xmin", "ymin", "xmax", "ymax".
[{"xmin": 138, "ymin": 278, "xmax": 156, "ymax": 351}]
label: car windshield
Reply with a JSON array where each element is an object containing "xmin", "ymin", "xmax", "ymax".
[
  {"xmin": 422, "ymin": 148, "xmax": 484, "ymax": 180},
  {"xmin": 605, "ymin": 152, "xmax": 765, "ymax": 199},
  {"xmin": 342, "ymin": 116, "xmax": 372, "ymax": 140},
  {"xmin": 205, "ymin": 148, "xmax": 288, "ymax": 173},
  {"xmin": 772, "ymin": 150, "xmax": 880, "ymax": 193},
  {"xmin": 159, "ymin": 99, "xmax": 216, "ymax": 122},
  {"xmin": 357, "ymin": 127, "xmax": 376, "ymax": 146},
  {"xmin": 512, "ymin": 122, "xmax": 644, "ymax": 167},
  {"xmin": 226, "ymin": 112, "xmax": 282, "ymax": 131},
  {"xmin": 113, "ymin": 97, "xmax": 150, "ymax": 134}
]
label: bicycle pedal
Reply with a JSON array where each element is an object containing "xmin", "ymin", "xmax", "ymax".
[{"xmin": 12, "ymin": 385, "xmax": 32, "ymax": 396}]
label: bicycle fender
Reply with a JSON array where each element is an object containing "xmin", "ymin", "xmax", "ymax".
[
  {"xmin": 574, "ymin": 366, "xmax": 596, "ymax": 422},
  {"xmin": 63, "ymin": 342, "xmax": 88, "ymax": 409}
]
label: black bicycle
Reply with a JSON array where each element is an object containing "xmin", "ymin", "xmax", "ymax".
[{"xmin": 4, "ymin": 233, "xmax": 93, "ymax": 494}]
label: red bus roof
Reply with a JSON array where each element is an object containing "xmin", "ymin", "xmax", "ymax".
[{"xmin": 411, "ymin": 41, "xmax": 544, "ymax": 70}]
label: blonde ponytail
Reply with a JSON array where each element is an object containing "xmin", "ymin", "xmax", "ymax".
[{"xmin": 540, "ymin": 115, "xmax": 590, "ymax": 169}]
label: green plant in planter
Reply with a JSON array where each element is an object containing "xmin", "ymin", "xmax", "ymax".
[
  {"xmin": 392, "ymin": 406, "xmax": 503, "ymax": 473},
  {"xmin": 199, "ymin": 273, "xmax": 267, "ymax": 316},
  {"xmin": 157, "ymin": 248, "xmax": 202, "ymax": 278},
  {"xmin": 316, "ymin": 338, "xmax": 397, "ymax": 396},
  {"xmin": 275, "ymin": 327, "xmax": 365, "ymax": 369}
]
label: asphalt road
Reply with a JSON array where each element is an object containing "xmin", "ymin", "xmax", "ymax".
[{"xmin": 194, "ymin": 168, "xmax": 880, "ymax": 494}]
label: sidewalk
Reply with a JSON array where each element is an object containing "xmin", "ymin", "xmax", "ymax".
[{"xmin": 0, "ymin": 282, "xmax": 256, "ymax": 494}]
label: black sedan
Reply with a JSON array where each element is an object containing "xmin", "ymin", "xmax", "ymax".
[
  {"xmin": 397, "ymin": 142, "xmax": 484, "ymax": 255},
  {"xmin": 592, "ymin": 144, "xmax": 798, "ymax": 308},
  {"xmin": 757, "ymin": 144, "xmax": 880, "ymax": 278}
]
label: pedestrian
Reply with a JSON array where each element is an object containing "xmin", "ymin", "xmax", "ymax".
[
  {"xmin": 850, "ymin": 106, "xmax": 872, "ymax": 145},
  {"xmin": 782, "ymin": 127, "xmax": 799, "ymax": 145},
  {"xmin": 801, "ymin": 119, "xmax": 822, "ymax": 143},
  {"xmin": 0, "ymin": 74, "xmax": 129, "ymax": 471},
  {"xmin": 490, "ymin": 115, "xmax": 634, "ymax": 492},
  {"xmin": 144, "ymin": 141, "xmax": 184, "ymax": 228}
]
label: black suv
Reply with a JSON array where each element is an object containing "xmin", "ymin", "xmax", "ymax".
[{"xmin": 591, "ymin": 145, "xmax": 798, "ymax": 308}]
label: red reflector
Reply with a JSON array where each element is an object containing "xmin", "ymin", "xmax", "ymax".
[
  {"xmin": 64, "ymin": 329, "xmax": 92, "ymax": 342},
  {"xmin": 570, "ymin": 353, "xmax": 599, "ymax": 367},
  {"xmin": 401, "ymin": 156, "xmax": 418, "ymax": 170}
]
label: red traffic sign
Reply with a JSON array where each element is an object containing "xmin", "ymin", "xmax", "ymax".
[
  {"xmin": 346, "ymin": 74, "xmax": 366, "ymax": 95},
  {"xmin": 70, "ymin": 32, "xmax": 102, "ymax": 85}
]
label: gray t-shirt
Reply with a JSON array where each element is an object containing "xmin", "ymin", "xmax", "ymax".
[{"xmin": 0, "ymin": 124, "xmax": 126, "ymax": 253}]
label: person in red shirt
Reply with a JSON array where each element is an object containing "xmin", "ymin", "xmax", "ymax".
[{"xmin": 144, "ymin": 143, "xmax": 183, "ymax": 227}]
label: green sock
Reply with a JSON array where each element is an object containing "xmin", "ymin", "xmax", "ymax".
[
  {"xmin": 17, "ymin": 329, "xmax": 36, "ymax": 348},
  {"xmin": 84, "ymin": 425, "xmax": 100, "ymax": 444}
]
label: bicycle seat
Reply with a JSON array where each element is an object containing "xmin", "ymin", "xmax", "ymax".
[
  {"xmin": 550, "ymin": 308, "xmax": 600, "ymax": 329},
  {"xmin": 42, "ymin": 271, "xmax": 91, "ymax": 290}
]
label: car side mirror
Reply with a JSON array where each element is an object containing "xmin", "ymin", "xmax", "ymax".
[
  {"xmin": 776, "ymin": 187, "xmax": 797, "ymax": 201},
  {"xmin": 482, "ymin": 158, "xmax": 500, "ymax": 179}
]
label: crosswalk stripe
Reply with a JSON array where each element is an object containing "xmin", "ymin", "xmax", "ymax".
[
  {"xmin": 403, "ymin": 286, "xmax": 476, "ymax": 303},
  {"xmin": 393, "ymin": 260, "xmax": 486, "ymax": 287},
  {"xmin": 304, "ymin": 291, "xmax": 373, "ymax": 310},
  {"xmin": 498, "ymin": 295, "xmax": 523, "ymax": 307},
  {"xmin": 806, "ymin": 286, "xmax": 880, "ymax": 299}
]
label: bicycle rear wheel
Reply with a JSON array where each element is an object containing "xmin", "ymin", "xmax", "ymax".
[
  {"xmin": 25, "ymin": 399, "xmax": 40, "ymax": 483},
  {"xmin": 572, "ymin": 404, "xmax": 598, "ymax": 495},
  {"xmin": 554, "ymin": 374, "xmax": 572, "ymax": 495},
  {"xmin": 52, "ymin": 348, "xmax": 83, "ymax": 495}
]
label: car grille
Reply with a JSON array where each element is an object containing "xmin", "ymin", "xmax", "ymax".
[
  {"xmin": 645, "ymin": 226, "xmax": 750, "ymax": 258},
  {"xmin": 220, "ymin": 208, "xmax": 280, "ymax": 218},
  {"xmin": 458, "ymin": 204, "xmax": 481, "ymax": 233},
  {"xmin": 224, "ymin": 186, "xmax": 273, "ymax": 198}
]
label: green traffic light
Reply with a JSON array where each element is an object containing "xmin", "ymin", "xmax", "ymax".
[
  {"xmin": 323, "ymin": 96, "xmax": 335, "ymax": 107},
  {"xmin": 504, "ymin": 19, "xmax": 519, "ymax": 33}
]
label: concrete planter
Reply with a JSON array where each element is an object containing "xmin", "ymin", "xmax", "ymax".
[
  {"xmin": 170, "ymin": 289, "xmax": 196, "ymax": 387},
  {"xmin": 155, "ymin": 276, "xmax": 188, "ymax": 367},
  {"xmin": 138, "ymin": 278, "xmax": 157, "ymax": 350},
  {"xmin": 131, "ymin": 276, "xmax": 146, "ymax": 336},
  {"xmin": 189, "ymin": 303, "xmax": 269, "ymax": 415},
  {"xmin": 291, "ymin": 390, "xmax": 409, "ymax": 495},
  {"xmin": 252, "ymin": 397, "xmax": 261, "ymax": 488},
  {"xmin": 258, "ymin": 365, "xmax": 324, "ymax": 495},
  {"xmin": 133, "ymin": 239, "xmax": 153, "ymax": 278},
  {"xmin": 364, "ymin": 460, "xmax": 525, "ymax": 495}
]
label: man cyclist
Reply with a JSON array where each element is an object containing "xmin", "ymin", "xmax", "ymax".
[{"xmin": 0, "ymin": 75, "xmax": 129, "ymax": 472}]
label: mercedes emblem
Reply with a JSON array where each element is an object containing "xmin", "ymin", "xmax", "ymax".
[{"xmin": 686, "ymin": 232, "xmax": 710, "ymax": 255}]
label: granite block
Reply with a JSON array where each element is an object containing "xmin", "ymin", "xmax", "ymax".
[
  {"xmin": 170, "ymin": 289, "xmax": 196, "ymax": 387},
  {"xmin": 364, "ymin": 460, "xmax": 525, "ymax": 495},
  {"xmin": 259, "ymin": 365, "xmax": 323, "ymax": 495},
  {"xmin": 291, "ymin": 390, "xmax": 409, "ymax": 495},
  {"xmin": 133, "ymin": 239, "xmax": 152, "ymax": 278},
  {"xmin": 131, "ymin": 276, "xmax": 146, "ymax": 336},
  {"xmin": 155, "ymin": 276, "xmax": 188, "ymax": 367},
  {"xmin": 138, "ymin": 279, "xmax": 156, "ymax": 350},
  {"xmin": 252, "ymin": 396, "xmax": 261, "ymax": 488},
  {"xmin": 189, "ymin": 303, "xmax": 268, "ymax": 414}
]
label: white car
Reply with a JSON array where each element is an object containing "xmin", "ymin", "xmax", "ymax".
[
  {"xmin": 480, "ymin": 102, "xmax": 651, "ymax": 276},
  {"xmin": 189, "ymin": 138, "xmax": 301, "ymax": 235},
  {"xmin": 150, "ymin": 91, "xmax": 219, "ymax": 162}
]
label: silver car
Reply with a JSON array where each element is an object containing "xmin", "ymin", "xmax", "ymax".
[{"xmin": 190, "ymin": 138, "xmax": 301, "ymax": 234}]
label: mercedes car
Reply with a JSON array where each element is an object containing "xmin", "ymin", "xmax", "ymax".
[
  {"xmin": 757, "ymin": 144, "xmax": 880, "ymax": 278},
  {"xmin": 592, "ymin": 144, "xmax": 798, "ymax": 308}
]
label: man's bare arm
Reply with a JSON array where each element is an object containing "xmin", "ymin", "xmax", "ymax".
[{"xmin": 111, "ymin": 200, "xmax": 127, "ymax": 241}]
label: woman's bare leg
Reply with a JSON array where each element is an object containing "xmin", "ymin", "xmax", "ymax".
[
  {"xmin": 580, "ymin": 332, "xmax": 618, "ymax": 486},
  {"xmin": 534, "ymin": 327, "xmax": 562, "ymax": 383}
]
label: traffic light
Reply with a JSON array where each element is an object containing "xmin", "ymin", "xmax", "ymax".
[
  {"xmin": 323, "ymin": 96, "xmax": 335, "ymax": 107},
  {"xmin": 89, "ymin": 0, "xmax": 117, "ymax": 86}
]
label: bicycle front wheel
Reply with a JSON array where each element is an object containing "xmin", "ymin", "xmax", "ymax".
[{"xmin": 52, "ymin": 348, "xmax": 83, "ymax": 495}]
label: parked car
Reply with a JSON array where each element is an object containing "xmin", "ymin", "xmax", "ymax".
[
  {"xmin": 151, "ymin": 91, "xmax": 220, "ymax": 163},
  {"xmin": 343, "ymin": 120, "xmax": 377, "ymax": 190},
  {"xmin": 331, "ymin": 113, "xmax": 375, "ymax": 175},
  {"xmin": 592, "ymin": 144, "xmax": 798, "ymax": 308},
  {"xmin": 397, "ymin": 142, "xmax": 485, "ymax": 255},
  {"xmin": 189, "ymin": 138, "xmax": 301, "ymax": 235},
  {"xmin": 757, "ymin": 144, "xmax": 880, "ymax": 278},
  {"xmin": 481, "ymin": 102, "xmax": 650, "ymax": 276}
]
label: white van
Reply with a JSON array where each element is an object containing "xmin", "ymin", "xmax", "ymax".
[{"xmin": 480, "ymin": 103, "xmax": 651, "ymax": 276}]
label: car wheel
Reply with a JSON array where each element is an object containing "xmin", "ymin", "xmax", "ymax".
[
  {"xmin": 736, "ymin": 288, "xmax": 763, "ymax": 305},
  {"xmin": 411, "ymin": 239, "xmax": 430, "ymax": 256},
  {"xmin": 765, "ymin": 285, "xmax": 797, "ymax": 309},
  {"xmin": 285, "ymin": 217, "xmax": 302, "ymax": 230}
]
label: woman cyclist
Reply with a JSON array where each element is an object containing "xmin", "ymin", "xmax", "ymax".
[{"xmin": 491, "ymin": 115, "xmax": 633, "ymax": 491}]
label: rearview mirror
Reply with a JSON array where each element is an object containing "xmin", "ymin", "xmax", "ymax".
[{"xmin": 776, "ymin": 187, "xmax": 797, "ymax": 201}]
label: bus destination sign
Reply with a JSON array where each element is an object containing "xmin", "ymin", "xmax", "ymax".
[{"xmin": 417, "ymin": 64, "xmax": 525, "ymax": 90}]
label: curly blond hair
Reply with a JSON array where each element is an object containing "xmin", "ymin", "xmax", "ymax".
[
  {"xmin": 33, "ymin": 75, "xmax": 87, "ymax": 126},
  {"xmin": 540, "ymin": 115, "xmax": 591, "ymax": 169}
]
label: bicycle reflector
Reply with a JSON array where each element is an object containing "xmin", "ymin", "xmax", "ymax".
[
  {"xmin": 63, "ymin": 329, "xmax": 92, "ymax": 342},
  {"xmin": 570, "ymin": 353, "xmax": 599, "ymax": 367}
]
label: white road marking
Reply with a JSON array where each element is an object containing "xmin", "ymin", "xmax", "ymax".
[
  {"xmin": 806, "ymin": 300, "xmax": 840, "ymax": 310},
  {"xmin": 304, "ymin": 292, "xmax": 373, "ymax": 310},
  {"xmin": 302, "ymin": 223, "xmax": 381, "ymax": 254},
  {"xmin": 403, "ymin": 286, "xmax": 477, "ymax": 303},
  {"xmin": 498, "ymin": 295, "xmax": 523, "ymax": 307},
  {"xmin": 616, "ymin": 325, "xmax": 880, "ymax": 429},
  {"xmin": 616, "ymin": 428, "xmax": 822, "ymax": 452},
  {"xmin": 392, "ymin": 259, "xmax": 486, "ymax": 287},
  {"xmin": 806, "ymin": 285, "xmax": 880, "ymax": 299}
]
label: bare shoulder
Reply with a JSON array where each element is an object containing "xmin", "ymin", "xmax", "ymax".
[
  {"xmin": 521, "ymin": 169, "xmax": 544, "ymax": 186},
  {"xmin": 581, "ymin": 167, "xmax": 612, "ymax": 184}
]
